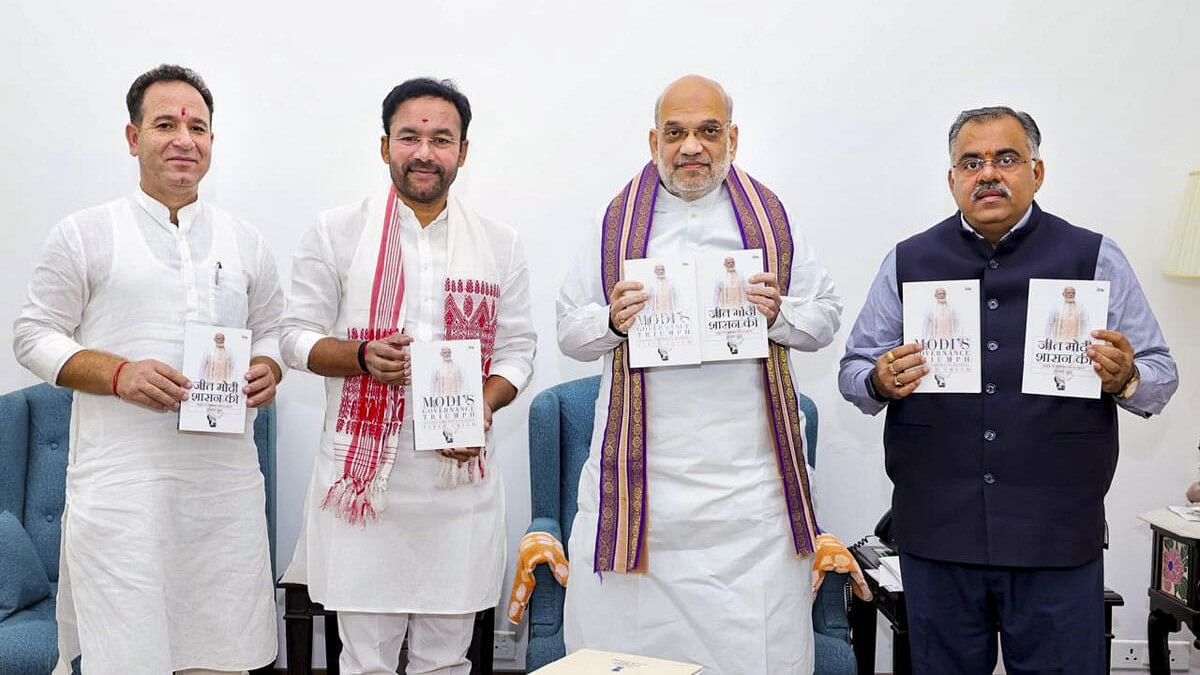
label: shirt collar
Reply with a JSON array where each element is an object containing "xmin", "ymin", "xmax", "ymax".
[
  {"xmin": 959, "ymin": 204, "xmax": 1033, "ymax": 242},
  {"xmin": 134, "ymin": 188, "xmax": 202, "ymax": 232}
]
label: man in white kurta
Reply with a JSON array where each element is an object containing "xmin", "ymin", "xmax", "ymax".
[
  {"xmin": 280, "ymin": 78, "xmax": 535, "ymax": 675},
  {"xmin": 11, "ymin": 65, "xmax": 282, "ymax": 675},
  {"xmin": 557, "ymin": 76, "xmax": 841, "ymax": 675}
]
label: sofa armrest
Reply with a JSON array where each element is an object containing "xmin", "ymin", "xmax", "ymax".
[
  {"xmin": 524, "ymin": 517, "xmax": 566, "ymax": 637},
  {"xmin": 812, "ymin": 571, "xmax": 850, "ymax": 643},
  {"xmin": 525, "ymin": 517, "xmax": 563, "ymax": 542}
]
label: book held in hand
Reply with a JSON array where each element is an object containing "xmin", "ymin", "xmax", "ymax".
[
  {"xmin": 695, "ymin": 250, "xmax": 768, "ymax": 362},
  {"xmin": 902, "ymin": 280, "xmax": 981, "ymax": 393},
  {"xmin": 1021, "ymin": 279, "xmax": 1109, "ymax": 399},
  {"xmin": 409, "ymin": 339, "xmax": 486, "ymax": 451},
  {"xmin": 625, "ymin": 257, "xmax": 702, "ymax": 368},
  {"xmin": 533, "ymin": 648, "xmax": 703, "ymax": 674},
  {"xmin": 179, "ymin": 323, "xmax": 251, "ymax": 434}
]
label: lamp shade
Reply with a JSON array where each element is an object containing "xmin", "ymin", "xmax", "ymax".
[{"xmin": 1165, "ymin": 170, "xmax": 1200, "ymax": 278}]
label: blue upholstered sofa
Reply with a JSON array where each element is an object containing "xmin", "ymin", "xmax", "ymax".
[
  {"xmin": 0, "ymin": 383, "xmax": 276, "ymax": 674},
  {"xmin": 523, "ymin": 375, "xmax": 856, "ymax": 674}
]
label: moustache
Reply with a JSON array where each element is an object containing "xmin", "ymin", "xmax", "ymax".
[
  {"xmin": 405, "ymin": 161, "xmax": 444, "ymax": 175},
  {"xmin": 972, "ymin": 182, "xmax": 1012, "ymax": 201}
]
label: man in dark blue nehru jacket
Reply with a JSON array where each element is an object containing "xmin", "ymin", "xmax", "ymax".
[{"xmin": 838, "ymin": 106, "xmax": 1178, "ymax": 674}]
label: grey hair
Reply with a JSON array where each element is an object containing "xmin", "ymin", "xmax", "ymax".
[
  {"xmin": 653, "ymin": 75, "xmax": 734, "ymax": 127},
  {"xmin": 948, "ymin": 106, "xmax": 1041, "ymax": 159}
]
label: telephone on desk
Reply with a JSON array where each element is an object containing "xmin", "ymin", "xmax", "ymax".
[{"xmin": 851, "ymin": 509, "xmax": 898, "ymax": 569}]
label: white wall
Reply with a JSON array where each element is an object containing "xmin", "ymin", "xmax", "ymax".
[{"xmin": 2, "ymin": 1, "xmax": 1198, "ymax": 671}]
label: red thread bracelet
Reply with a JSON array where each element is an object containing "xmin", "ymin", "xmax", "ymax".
[{"xmin": 111, "ymin": 361, "xmax": 129, "ymax": 398}]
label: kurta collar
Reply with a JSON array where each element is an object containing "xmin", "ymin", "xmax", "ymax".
[
  {"xmin": 134, "ymin": 188, "xmax": 203, "ymax": 233},
  {"xmin": 959, "ymin": 203, "xmax": 1035, "ymax": 242},
  {"xmin": 392, "ymin": 195, "xmax": 449, "ymax": 233}
]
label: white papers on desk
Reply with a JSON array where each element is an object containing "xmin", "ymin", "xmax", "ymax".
[
  {"xmin": 1168, "ymin": 505, "xmax": 1200, "ymax": 523},
  {"xmin": 866, "ymin": 555, "xmax": 904, "ymax": 591},
  {"xmin": 533, "ymin": 648, "xmax": 703, "ymax": 674}
]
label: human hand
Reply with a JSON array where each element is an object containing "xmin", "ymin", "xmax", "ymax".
[
  {"xmin": 1087, "ymin": 330, "xmax": 1136, "ymax": 395},
  {"xmin": 439, "ymin": 401, "xmax": 493, "ymax": 462},
  {"xmin": 115, "ymin": 359, "xmax": 191, "ymax": 412},
  {"xmin": 243, "ymin": 362, "xmax": 277, "ymax": 408},
  {"xmin": 871, "ymin": 343, "xmax": 927, "ymax": 400},
  {"xmin": 608, "ymin": 280, "xmax": 647, "ymax": 334},
  {"xmin": 365, "ymin": 333, "xmax": 412, "ymax": 386},
  {"xmin": 746, "ymin": 272, "xmax": 782, "ymax": 326}
]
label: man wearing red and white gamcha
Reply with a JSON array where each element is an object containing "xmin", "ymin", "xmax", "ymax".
[{"xmin": 280, "ymin": 78, "xmax": 536, "ymax": 674}]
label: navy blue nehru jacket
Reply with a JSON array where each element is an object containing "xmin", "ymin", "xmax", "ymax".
[{"xmin": 889, "ymin": 203, "xmax": 1114, "ymax": 568}]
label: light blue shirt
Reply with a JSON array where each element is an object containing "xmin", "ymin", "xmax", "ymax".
[{"xmin": 838, "ymin": 207, "xmax": 1178, "ymax": 417}]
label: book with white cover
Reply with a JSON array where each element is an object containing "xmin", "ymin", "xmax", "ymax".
[
  {"xmin": 902, "ymin": 280, "xmax": 981, "ymax": 393},
  {"xmin": 625, "ymin": 257, "xmax": 702, "ymax": 368},
  {"xmin": 178, "ymin": 323, "xmax": 250, "ymax": 434},
  {"xmin": 410, "ymin": 339, "xmax": 485, "ymax": 451},
  {"xmin": 695, "ymin": 250, "xmax": 768, "ymax": 362},
  {"xmin": 533, "ymin": 648, "xmax": 703, "ymax": 674},
  {"xmin": 1021, "ymin": 279, "xmax": 1109, "ymax": 399}
]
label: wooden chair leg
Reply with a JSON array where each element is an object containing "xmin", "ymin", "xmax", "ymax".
[{"xmin": 325, "ymin": 611, "xmax": 342, "ymax": 675}]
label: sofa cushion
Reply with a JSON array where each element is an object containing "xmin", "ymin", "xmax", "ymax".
[
  {"xmin": 0, "ymin": 511, "xmax": 53, "ymax": 622},
  {"xmin": 0, "ymin": 596, "xmax": 58, "ymax": 674}
]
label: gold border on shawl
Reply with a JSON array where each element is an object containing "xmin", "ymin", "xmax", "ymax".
[{"xmin": 730, "ymin": 166, "xmax": 818, "ymax": 556}]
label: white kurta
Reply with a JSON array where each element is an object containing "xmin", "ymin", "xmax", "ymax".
[
  {"xmin": 280, "ymin": 195, "xmax": 536, "ymax": 613},
  {"xmin": 12, "ymin": 190, "xmax": 284, "ymax": 674},
  {"xmin": 556, "ymin": 184, "xmax": 842, "ymax": 675}
]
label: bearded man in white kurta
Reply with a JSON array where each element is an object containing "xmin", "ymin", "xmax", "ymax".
[
  {"xmin": 557, "ymin": 76, "xmax": 842, "ymax": 675},
  {"xmin": 12, "ymin": 65, "xmax": 283, "ymax": 675},
  {"xmin": 280, "ymin": 78, "xmax": 535, "ymax": 675}
]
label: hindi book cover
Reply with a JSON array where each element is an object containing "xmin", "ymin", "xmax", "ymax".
[
  {"xmin": 179, "ymin": 324, "xmax": 251, "ymax": 434},
  {"xmin": 696, "ymin": 250, "xmax": 768, "ymax": 362},
  {"xmin": 410, "ymin": 339, "xmax": 486, "ymax": 451},
  {"xmin": 902, "ymin": 280, "xmax": 981, "ymax": 393},
  {"xmin": 1021, "ymin": 279, "xmax": 1109, "ymax": 399},
  {"xmin": 625, "ymin": 257, "xmax": 702, "ymax": 368}
]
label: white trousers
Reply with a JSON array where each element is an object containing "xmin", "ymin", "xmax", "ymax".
[{"xmin": 338, "ymin": 611, "xmax": 475, "ymax": 675}]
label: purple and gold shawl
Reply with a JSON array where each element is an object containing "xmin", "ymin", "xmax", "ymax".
[{"xmin": 595, "ymin": 161, "xmax": 819, "ymax": 574}]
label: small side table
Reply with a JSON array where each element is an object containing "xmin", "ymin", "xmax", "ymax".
[
  {"xmin": 1139, "ymin": 509, "xmax": 1200, "ymax": 675},
  {"xmin": 849, "ymin": 537, "xmax": 1123, "ymax": 674}
]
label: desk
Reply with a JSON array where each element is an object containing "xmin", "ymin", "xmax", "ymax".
[
  {"xmin": 848, "ymin": 538, "xmax": 1123, "ymax": 674},
  {"xmin": 1140, "ymin": 509, "xmax": 1200, "ymax": 675}
]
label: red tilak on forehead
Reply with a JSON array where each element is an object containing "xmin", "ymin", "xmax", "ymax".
[
  {"xmin": 422, "ymin": 118, "xmax": 428, "ymax": 123},
  {"xmin": 182, "ymin": 107, "xmax": 188, "ymax": 118}
]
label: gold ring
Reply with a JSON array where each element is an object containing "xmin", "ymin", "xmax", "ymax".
[
  {"xmin": 885, "ymin": 351, "xmax": 896, "ymax": 363},
  {"xmin": 888, "ymin": 363, "xmax": 898, "ymax": 376},
  {"xmin": 893, "ymin": 377, "xmax": 902, "ymax": 388}
]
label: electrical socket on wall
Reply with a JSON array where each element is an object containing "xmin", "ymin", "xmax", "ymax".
[
  {"xmin": 1110, "ymin": 639, "xmax": 1191, "ymax": 671},
  {"xmin": 493, "ymin": 630, "xmax": 516, "ymax": 660}
]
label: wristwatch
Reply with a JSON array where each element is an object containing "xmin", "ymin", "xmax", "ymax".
[{"xmin": 1116, "ymin": 365, "xmax": 1140, "ymax": 400}]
